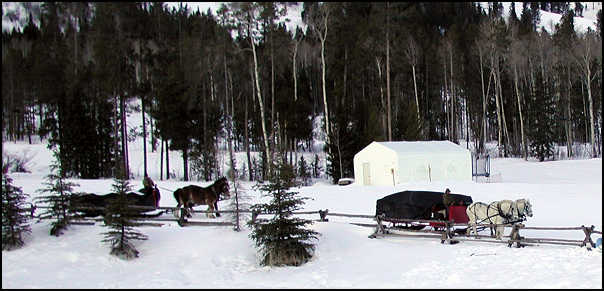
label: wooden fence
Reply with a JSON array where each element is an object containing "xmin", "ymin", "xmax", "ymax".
[{"xmin": 27, "ymin": 205, "xmax": 601, "ymax": 250}]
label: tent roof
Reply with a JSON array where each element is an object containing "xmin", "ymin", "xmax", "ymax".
[{"xmin": 376, "ymin": 141, "xmax": 469, "ymax": 155}]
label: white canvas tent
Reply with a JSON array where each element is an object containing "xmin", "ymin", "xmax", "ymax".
[{"xmin": 353, "ymin": 141, "xmax": 472, "ymax": 186}]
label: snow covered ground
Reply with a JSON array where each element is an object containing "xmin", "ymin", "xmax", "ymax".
[{"xmin": 2, "ymin": 135, "xmax": 602, "ymax": 288}]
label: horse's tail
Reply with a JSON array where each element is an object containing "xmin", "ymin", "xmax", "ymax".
[{"xmin": 173, "ymin": 188, "xmax": 183, "ymax": 218}]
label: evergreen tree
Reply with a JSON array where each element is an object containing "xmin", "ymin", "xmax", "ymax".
[
  {"xmin": 101, "ymin": 168, "xmax": 148, "ymax": 260},
  {"xmin": 574, "ymin": 2, "xmax": 584, "ymax": 17},
  {"xmin": 297, "ymin": 156, "xmax": 311, "ymax": 186},
  {"xmin": 311, "ymin": 154, "xmax": 322, "ymax": 179},
  {"xmin": 393, "ymin": 100, "xmax": 422, "ymax": 141},
  {"xmin": 325, "ymin": 117, "xmax": 360, "ymax": 184},
  {"xmin": 2, "ymin": 172, "xmax": 32, "ymax": 251},
  {"xmin": 34, "ymin": 156, "xmax": 78, "ymax": 236},
  {"xmin": 527, "ymin": 75, "xmax": 556, "ymax": 162},
  {"xmin": 508, "ymin": 2, "xmax": 519, "ymax": 25},
  {"xmin": 248, "ymin": 159, "xmax": 319, "ymax": 267},
  {"xmin": 597, "ymin": 9, "xmax": 602, "ymax": 38}
]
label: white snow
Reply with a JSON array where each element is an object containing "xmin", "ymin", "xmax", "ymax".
[
  {"xmin": 2, "ymin": 2, "xmax": 603, "ymax": 286},
  {"xmin": 479, "ymin": 2, "xmax": 600, "ymax": 34},
  {"xmin": 2, "ymin": 105, "xmax": 602, "ymax": 288}
]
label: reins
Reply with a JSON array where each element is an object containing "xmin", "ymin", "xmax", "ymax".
[{"xmin": 157, "ymin": 185, "xmax": 176, "ymax": 192}]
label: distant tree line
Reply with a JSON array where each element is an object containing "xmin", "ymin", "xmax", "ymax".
[{"xmin": 2, "ymin": 2, "xmax": 602, "ymax": 183}]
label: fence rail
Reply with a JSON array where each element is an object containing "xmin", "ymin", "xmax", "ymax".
[{"xmin": 28, "ymin": 204, "xmax": 601, "ymax": 250}]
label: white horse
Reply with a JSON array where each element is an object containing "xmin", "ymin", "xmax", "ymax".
[
  {"xmin": 513, "ymin": 198, "xmax": 533, "ymax": 220},
  {"xmin": 466, "ymin": 200, "xmax": 517, "ymax": 240}
]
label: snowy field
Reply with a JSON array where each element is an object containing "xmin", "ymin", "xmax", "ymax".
[
  {"xmin": 2, "ymin": 136, "xmax": 602, "ymax": 288},
  {"xmin": 3, "ymin": 2, "xmax": 602, "ymax": 288}
]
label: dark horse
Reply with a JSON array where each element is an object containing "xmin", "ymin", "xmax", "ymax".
[
  {"xmin": 173, "ymin": 177, "xmax": 230, "ymax": 219},
  {"xmin": 71, "ymin": 186, "xmax": 161, "ymax": 218}
]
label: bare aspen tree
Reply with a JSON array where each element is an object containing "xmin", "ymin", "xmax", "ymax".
[
  {"xmin": 510, "ymin": 36, "xmax": 527, "ymax": 160},
  {"xmin": 385, "ymin": 1, "xmax": 392, "ymax": 141},
  {"xmin": 304, "ymin": 2, "xmax": 332, "ymax": 147},
  {"xmin": 375, "ymin": 57, "xmax": 387, "ymax": 138},
  {"xmin": 574, "ymin": 31, "xmax": 602, "ymax": 158},
  {"xmin": 405, "ymin": 35, "xmax": 421, "ymax": 132},
  {"xmin": 230, "ymin": 2, "xmax": 273, "ymax": 175}
]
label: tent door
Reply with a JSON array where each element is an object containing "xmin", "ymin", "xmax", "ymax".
[{"xmin": 362, "ymin": 163, "xmax": 371, "ymax": 185}]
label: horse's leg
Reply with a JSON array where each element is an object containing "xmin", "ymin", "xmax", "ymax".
[
  {"xmin": 186, "ymin": 202, "xmax": 193, "ymax": 218},
  {"xmin": 214, "ymin": 201, "xmax": 220, "ymax": 217},
  {"xmin": 174, "ymin": 202, "xmax": 181, "ymax": 218},
  {"xmin": 494, "ymin": 217, "xmax": 504, "ymax": 240},
  {"xmin": 207, "ymin": 202, "xmax": 216, "ymax": 218},
  {"xmin": 206, "ymin": 205, "xmax": 211, "ymax": 218}
]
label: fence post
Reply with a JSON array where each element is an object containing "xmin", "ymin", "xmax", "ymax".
[
  {"xmin": 251, "ymin": 210, "xmax": 259, "ymax": 224},
  {"xmin": 441, "ymin": 221, "xmax": 449, "ymax": 244},
  {"xmin": 582, "ymin": 225, "xmax": 595, "ymax": 250},
  {"xmin": 318, "ymin": 209, "xmax": 329, "ymax": 222}
]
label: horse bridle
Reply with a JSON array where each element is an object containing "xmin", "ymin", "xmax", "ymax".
[
  {"xmin": 214, "ymin": 180, "xmax": 230, "ymax": 201},
  {"xmin": 517, "ymin": 200, "xmax": 530, "ymax": 219}
]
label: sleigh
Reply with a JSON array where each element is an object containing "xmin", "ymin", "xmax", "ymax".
[{"xmin": 373, "ymin": 190, "xmax": 473, "ymax": 237}]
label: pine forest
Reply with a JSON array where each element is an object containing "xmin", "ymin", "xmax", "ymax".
[{"xmin": 2, "ymin": 2, "xmax": 602, "ymax": 183}]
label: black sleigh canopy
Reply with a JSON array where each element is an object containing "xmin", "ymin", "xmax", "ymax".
[{"xmin": 375, "ymin": 190, "xmax": 473, "ymax": 220}]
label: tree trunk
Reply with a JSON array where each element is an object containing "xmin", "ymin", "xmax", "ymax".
[
  {"xmin": 246, "ymin": 63, "xmax": 254, "ymax": 181},
  {"xmin": 160, "ymin": 137, "xmax": 164, "ymax": 180},
  {"xmin": 513, "ymin": 63, "xmax": 527, "ymax": 160},
  {"xmin": 270, "ymin": 26, "xmax": 276, "ymax": 163},
  {"xmin": 565, "ymin": 65, "xmax": 573, "ymax": 158},
  {"xmin": 411, "ymin": 63, "xmax": 420, "ymax": 137},
  {"xmin": 318, "ymin": 9, "xmax": 331, "ymax": 148},
  {"xmin": 120, "ymin": 95, "xmax": 129, "ymax": 179},
  {"xmin": 182, "ymin": 148, "xmax": 188, "ymax": 181},
  {"xmin": 443, "ymin": 51, "xmax": 449, "ymax": 141},
  {"xmin": 142, "ymin": 94, "xmax": 148, "ymax": 177},
  {"xmin": 141, "ymin": 44, "xmax": 148, "ymax": 177},
  {"xmin": 478, "ymin": 45, "xmax": 487, "ymax": 154},
  {"xmin": 249, "ymin": 19, "xmax": 272, "ymax": 175},
  {"xmin": 293, "ymin": 39, "xmax": 298, "ymax": 102},
  {"xmin": 492, "ymin": 64, "xmax": 503, "ymax": 156},
  {"xmin": 343, "ymin": 46, "xmax": 347, "ymax": 107},
  {"xmin": 585, "ymin": 66, "xmax": 596, "ymax": 158},
  {"xmin": 114, "ymin": 94, "xmax": 119, "ymax": 175},
  {"xmin": 376, "ymin": 57, "xmax": 387, "ymax": 138},
  {"xmin": 386, "ymin": 1, "xmax": 392, "ymax": 141},
  {"xmin": 449, "ymin": 45, "xmax": 455, "ymax": 143},
  {"xmin": 497, "ymin": 64, "xmax": 511, "ymax": 157},
  {"xmin": 165, "ymin": 139, "xmax": 170, "ymax": 180}
]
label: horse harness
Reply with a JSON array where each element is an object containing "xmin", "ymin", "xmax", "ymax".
[
  {"xmin": 470, "ymin": 202, "xmax": 514, "ymax": 225},
  {"xmin": 512, "ymin": 200, "xmax": 528, "ymax": 223}
]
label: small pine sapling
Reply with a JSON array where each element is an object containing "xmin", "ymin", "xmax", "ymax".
[
  {"xmin": 297, "ymin": 156, "xmax": 311, "ymax": 186},
  {"xmin": 2, "ymin": 172, "xmax": 32, "ymax": 251},
  {"xmin": 101, "ymin": 171, "xmax": 148, "ymax": 260},
  {"xmin": 248, "ymin": 159, "xmax": 320, "ymax": 267},
  {"xmin": 35, "ymin": 159, "xmax": 79, "ymax": 236}
]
